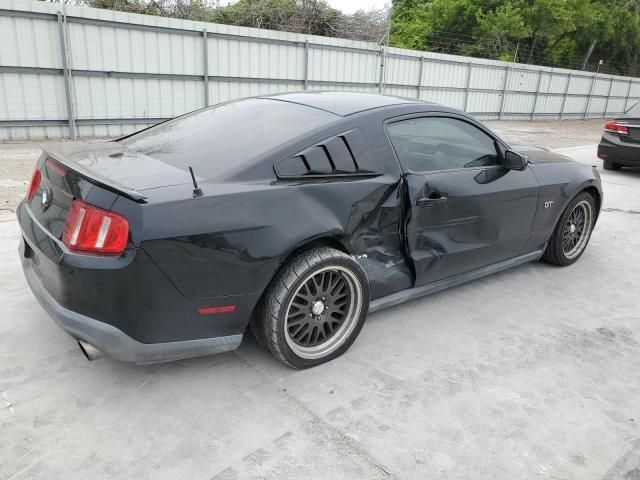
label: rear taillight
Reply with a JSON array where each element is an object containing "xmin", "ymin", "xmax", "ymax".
[
  {"xmin": 62, "ymin": 200, "xmax": 129, "ymax": 255},
  {"xmin": 26, "ymin": 169, "xmax": 41, "ymax": 201},
  {"xmin": 604, "ymin": 120, "xmax": 629, "ymax": 135}
]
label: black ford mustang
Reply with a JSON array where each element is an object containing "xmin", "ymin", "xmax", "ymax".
[{"xmin": 18, "ymin": 92, "xmax": 602, "ymax": 368}]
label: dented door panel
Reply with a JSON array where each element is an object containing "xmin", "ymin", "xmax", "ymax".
[{"xmin": 405, "ymin": 167, "xmax": 539, "ymax": 286}]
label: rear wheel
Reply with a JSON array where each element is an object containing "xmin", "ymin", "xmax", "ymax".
[
  {"xmin": 603, "ymin": 159, "xmax": 621, "ymax": 171},
  {"xmin": 542, "ymin": 192, "xmax": 596, "ymax": 266},
  {"xmin": 252, "ymin": 247, "xmax": 369, "ymax": 369}
]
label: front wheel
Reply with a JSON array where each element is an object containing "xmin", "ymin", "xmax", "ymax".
[
  {"xmin": 542, "ymin": 192, "xmax": 596, "ymax": 266},
  {"xmin": 253, "ymin": 247, "xmax": 369, "ymax": 369}
]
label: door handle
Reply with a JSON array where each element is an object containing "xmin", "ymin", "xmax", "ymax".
[{"xmin": 416, "ymin": 193, "xmax": 448, "ymax": 207}]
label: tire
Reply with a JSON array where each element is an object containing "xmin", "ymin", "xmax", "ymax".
[
  {"xmin": 603, "ymin": 159, "xmax": 621, "ymax": 171},
  {"xmin": 252, "ymin": 247, "xmax": 369, "ymax": 369},
  {"xmin": 542, "ymin": 192, "xmax": 596, "ymax": 266}
]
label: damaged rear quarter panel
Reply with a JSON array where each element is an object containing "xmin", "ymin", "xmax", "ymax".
[
  {"xmin": 141, "ymin": 176, "xmax": 411, "ymax": 303},
  {"xmin": 141, "ymin": 108, "xmax": 418, "ymax": 315}
]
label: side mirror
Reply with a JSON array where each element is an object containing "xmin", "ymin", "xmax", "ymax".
[{"xmin": 504, "ymin": 150, "xmax": 528, "ymax": 171}]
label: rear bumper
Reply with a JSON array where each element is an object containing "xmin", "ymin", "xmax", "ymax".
[
  {"xmin": 17, "ymin": 197, "xmax": 250, "ymax": 363},
  {"xmin": 21, "ymin": 243, "xmax": 242, "ymax": 363},
  {"xmin": 598, "ymin": 135, "xmax": 640, "ymax": 166}
]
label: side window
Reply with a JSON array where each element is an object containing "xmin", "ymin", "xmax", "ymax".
[{"xmin": 386, "ymin": 117, "xmax": 501, "ymax": 172}]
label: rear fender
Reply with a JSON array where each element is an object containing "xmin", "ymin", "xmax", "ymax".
[
  {"xmin": 263, "ymin": 177, "xmax": 412, "ymax": 301},
  {"xmin": 142, "ymin": 176, "xmax": 411, "ymax": 303}
]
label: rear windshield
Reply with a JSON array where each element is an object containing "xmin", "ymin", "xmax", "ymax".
[
  {"xmin": 626, "ymin": 101, "xmax": 640, "ymax": 116},
  {"xmin": 119, "ymin": 98, "xmax": 338, "ymax": 177}
]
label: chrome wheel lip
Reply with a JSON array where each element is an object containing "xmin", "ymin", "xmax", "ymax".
[
  {"xmin": 562, "ymin": 200, "xmax": 593, "ymax": 260},
  {"xmin": 284, "ymin": 265, "xmax": 363, "ymax": 360}
]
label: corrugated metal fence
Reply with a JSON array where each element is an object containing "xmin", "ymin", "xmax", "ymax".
[{"xmin": 1, "ymin": 0, "xmax": 640, "ymax": 141}]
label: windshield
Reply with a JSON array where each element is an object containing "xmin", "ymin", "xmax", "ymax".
[{"xmin": 119, "ymin": 98, "xmax": 339, "ymax": 177}]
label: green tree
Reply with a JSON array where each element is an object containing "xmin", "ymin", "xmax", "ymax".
[
  {"xmin": 602, "ymin": 0, "xmax": 640, "ymax": 75},
  {"xmin": 390, "ymin": 0, "xmax": 640, "ymax": 76},
  {"xmin": 472, "ymin": 3, "xmax": 531, "ymax": 60},
  {"xmin": 520, "ymin": 0, "xmax": 576, "ymax": 62},
  {"xmin": 390, "ymin": 0, "xmax": 478, "ymax": 51}
]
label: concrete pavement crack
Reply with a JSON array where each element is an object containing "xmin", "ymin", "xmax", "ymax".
[
  {"xmin": 231, "ymin": 350, "xmax": 395, "ymax": 479},
  {"xmin": 602, "ymin": 207, "xmax": 640, "ymax": 215}
]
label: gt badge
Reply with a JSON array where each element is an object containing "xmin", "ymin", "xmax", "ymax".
[{"xmin": 544, "ymin": 200, "xmax": 554, "ymax": 209}]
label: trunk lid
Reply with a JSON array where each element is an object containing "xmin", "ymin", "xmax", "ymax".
[
  {"xmin": 25, "ymin": 141, "xmax": 193, "ymax": 241},
  {"xmin": 617, "ymin": 117, "xmax": 640, "ymax": 143},
  {"xmin": 42, "ymin": 141, "xmax": 195, "ymax": 198}
]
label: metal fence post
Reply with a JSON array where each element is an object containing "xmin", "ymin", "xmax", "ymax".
[
  {"xmin": 378, "ymin": 46, "xmax": 385, "ymax": 93},
  {"xmin": 416, "ymin": 57, "xmax": 424, "ymax": 99},
  {"xmin": 603, "ymin": 77, "xmax": 613, "ymax": 118},
  {"xmin": 623, "ymin": 79, "xmax": 633, "ymax": 112},
  {"xmin": 463, "ymin": 62, "xmax": 472, "ymax": 112},
  {"xmin": 303, "ymin": 40, "xmax": 309, "ymax": 90},
  {"xmin": 57, "ymin": 11, "xmax": 76, "ymax": 140},
  {"xmin": 584, "ymin": 72, "xmax": 597, "ymax": 120},
  {"xmin": 530, "ymin": 70, "xmax": 543, "ymax": 121},
  {"xmin": 560, "ymin": 73, "xmax": 571, "ymax": 120},
  {"xmin": 202, "ymin": 29, "xmax": 209, "ymax": 107},
  {"xmin": 498, "ymin": 66, "xmax": 509, "ymax": 120}
]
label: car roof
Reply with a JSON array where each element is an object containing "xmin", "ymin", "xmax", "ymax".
[{"xmin": 259, "ymin": 91, "xmax": 431, "ymax": 116}]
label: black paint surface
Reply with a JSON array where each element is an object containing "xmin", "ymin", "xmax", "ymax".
[{"xmin": 18, "ymin": 93, "xmax": 603, "ymax": 346}]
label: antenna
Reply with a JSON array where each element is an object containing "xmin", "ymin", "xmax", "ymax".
[{"xmin": 188, "ymin": 166, "xmax": 203, "ymax": 197}]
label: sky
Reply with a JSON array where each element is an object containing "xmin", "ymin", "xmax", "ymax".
[{"xmin": 218, "ymin": 0, "xmax": 390, "ymax": 14}]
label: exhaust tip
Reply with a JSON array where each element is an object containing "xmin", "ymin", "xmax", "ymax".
[{"xmin": 78, "ymin": 340, "xmax": 103, "ymax": 361}]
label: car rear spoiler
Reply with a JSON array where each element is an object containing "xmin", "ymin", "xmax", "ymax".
[{"xmin": 41, "ymin": 144, "xmax": 148, "ymax": 202}]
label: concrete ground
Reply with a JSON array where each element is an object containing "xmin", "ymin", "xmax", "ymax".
[{"xmin": 2, "ymin": 121, "xmax": 640, "ymax": 479}]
